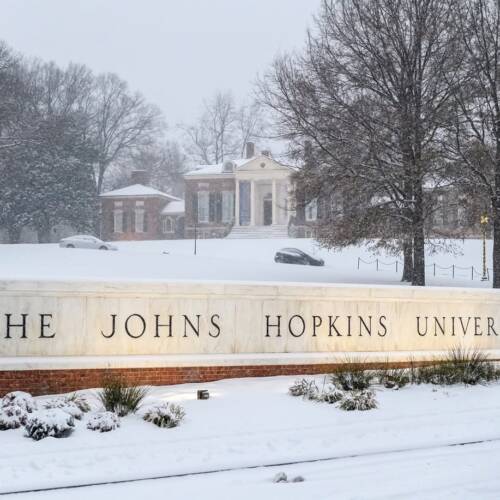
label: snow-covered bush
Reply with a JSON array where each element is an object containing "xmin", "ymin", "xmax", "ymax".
[
  {"xmin": 143, "ymin": 403, "xmax": 185, "ymax": 428},
  {"xmin": 24, "ymin": 409, "xmax": 75, "ymax": 440},
  {"xmin": 320, "ymin": 387, "xmax": 344, "ymax": 404},
  {"xmin": 338, "ymin": 390, "xmax": 378, "ymax": 411},
  {"xmin": 2, "ymin": 391, "xmax": 37, "ymax": 413},
  {"xmin": 43, "ymin": 398, "xmax": 84, "ymax": 420},
  {"xmin": 288, "ymin": 379, "xmax": 319, "ymax": 400},
  {"xmin": 0, "ymin": 405, "xmax": 28, "ymax": 430},
  {"xmin": 98, "ymin": 377, "xmax": 149, "ymax": 416},
  {"xmin": 86, "ymin": 412, "xmax": 120, "ymax": 432},
  {"xmin": 66, "ymin": 393, "xmax": 91, "ymax": 413}
]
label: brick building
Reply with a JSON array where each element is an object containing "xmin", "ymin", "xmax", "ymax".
[
  {"xmin": 183, "ymin": 143, "xmax": 313, "ymax": 238},
  {"xmin": 100, "ymin": 171, "xmax": 185, "ymax": 241}
]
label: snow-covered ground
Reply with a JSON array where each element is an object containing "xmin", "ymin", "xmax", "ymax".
[
  {"xmin": 0, "ymin": 237, "xmax": 494, "ymax": 287},
  {"xmin": 1, "ymin": 376, "xmax": 500, "ymax": 499}
]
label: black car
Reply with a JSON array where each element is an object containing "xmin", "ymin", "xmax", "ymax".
[{"xmin": 274, "ymin": 248, "xmax": 325, "ymax": 266}]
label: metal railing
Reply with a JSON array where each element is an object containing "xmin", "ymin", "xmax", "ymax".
[{"xmin": 356, "ymin": 257, "xmax": 492, "ymax": 281}]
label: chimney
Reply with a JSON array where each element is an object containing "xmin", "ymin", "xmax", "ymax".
[
  {"xmin": 131, "ymin": 170, "xmax": 150, "ymax": 186},
  {"xmin": 245, "ymin": 141, "xmax": 255, "ymax": 159},
  {"xmin": 261, "ymin": 149, "xmax": 271, "ymax": 158}
]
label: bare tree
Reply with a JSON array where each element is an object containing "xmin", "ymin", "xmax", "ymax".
[
  {"xmin": 446, "ymin": 0, "xmax": 500, "ymax": 287},
  {"xmin": 182, "ymin": 90, "xmax": 267, "ymax": 164},
  {"xmin": 91, "ymin": 73, "xmax": 164, "ymax": 193},
  {"xmin": 260, "ymin": 0, "xmax": 462, "ymax": 286},
  {"xmin": 111, "ymin": 139, "xmax": 187, "ymax": 197}
]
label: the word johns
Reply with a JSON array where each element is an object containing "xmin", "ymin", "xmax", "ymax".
[{"xmin": 100, "ymin": 313, "xmax": 221, "ymax": 339}]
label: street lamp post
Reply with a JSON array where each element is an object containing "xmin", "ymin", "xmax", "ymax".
[{"xmin": 480, "ymin": 213, "xmax": 489, "ymax": 281}]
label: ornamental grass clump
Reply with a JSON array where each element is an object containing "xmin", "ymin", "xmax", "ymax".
[
  {"xmin": 330, "ymin": 359, "xmax": 373, "ymax": 391},
  {"xmin": 320, "ymin": 387, "xmax": 344, "ymax": 404},
  {"xmin": 143, "ymin": 403, "xmax": 185, "ymax": 428},
  {"xmin": 338, "ymin": 390, "xmax": 378, "ymax": 411},
  {"xmin": 288, "ymin": 379, "xmax": 320, "ymax": 400},
  {"xmin": 376, "ymin": 367, "xmax": 411, "ymax": 390},
  {"xmin": 66, "ymin": 393, "xmax": 92, "ymax": 413},
  {"xmin": 415, "ymin": 348, "xmax": 499, "ymax": 386},
  {"xmin": 98, "ymin": 376, "xmax": 149, "ymax": 416}
]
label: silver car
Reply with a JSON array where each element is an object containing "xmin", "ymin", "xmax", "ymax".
[{"xmin": 59, "ymin": 235, "xmax": 118, "ymax": 251}]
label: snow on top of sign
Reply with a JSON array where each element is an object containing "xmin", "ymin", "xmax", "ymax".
[
  {"xmin": 161, "ymin": 200, "xmax": 185, "ymax": 214},
  {"xmin": 100, "ymin": 184, "xmax": 181, "ymax": 200}
]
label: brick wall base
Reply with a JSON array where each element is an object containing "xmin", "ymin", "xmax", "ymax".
[{"xmin": 0, "ymin": 362, "xmax": 416, "ymax": 397}]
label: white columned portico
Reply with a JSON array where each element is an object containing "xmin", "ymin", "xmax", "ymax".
[
  {"xmin": 235, "ymin": 179, "xmax": 240, "ymax": 226},
  {"xmin": 272, "ymin": 180, "xmax": 278, "ymax": 225},
  {"xmin": 250, "ymin": 180, "xmax": 256, "ymax": 226}
]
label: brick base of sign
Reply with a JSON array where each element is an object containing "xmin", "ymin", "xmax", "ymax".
[{"xmin": 0, "ymin": 362, "xmax": 416, "ymax": 397}]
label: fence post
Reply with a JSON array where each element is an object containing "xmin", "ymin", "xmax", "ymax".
[
  {"xmin": 357, "ymin": 257, "xmax": 360, "ymax": 270},
  {"xmin": 376, "ymin": 258, "xmax": 379, "ymax": 271},
  {"xmin": 395, "ymin": 261, "xmax": 398, "ymax": 273},
  {"xmin": 433, "ymin": 263, "xmax": 436, "ymax": 276},
  {"xmin": 471, "ymin": 266, "xmax": 474, "ymax": 280},
  {"xmin": 452, "ymin": 264, "xmax": 455, "ymax": 279}
]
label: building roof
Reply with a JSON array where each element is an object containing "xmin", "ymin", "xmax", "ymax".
[
  {"xmin": 184, "ymin": 158, "xmax": 251, "ymax": 177},
  {"xmin": 161, "ymin": 199, "xmax": 185, "ymax": 215},
  {"xmin": 100, "ymin": 184, "xmax": 181, "ymax": 201}
]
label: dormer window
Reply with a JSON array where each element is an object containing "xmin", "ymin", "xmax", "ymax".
[{"xmin": 223, "ymin": 160, "xmax": 235, "ymax": 173}]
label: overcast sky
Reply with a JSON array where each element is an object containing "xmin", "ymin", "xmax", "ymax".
[{"xmin": 0, "ymin": 0, "xmax": 320, "ymax": 129}]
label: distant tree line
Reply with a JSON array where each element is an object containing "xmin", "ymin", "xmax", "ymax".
[
  {"xmin": 260, "ymin": 0, "xmax": 500, "ymax": 288},
  {"xmin": 0, "ymin": 41, "xmax": 182, "ymax": 243},
  {"xmin": 0, "ymin": 39, "xmax": 269, "ymax": 243}
]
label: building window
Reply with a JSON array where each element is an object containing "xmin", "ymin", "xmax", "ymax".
[
  {"xmin": 198, "ymin": 191, "xmax": 209, "ymax": 223},
  {"xmin": 306, "ymin": 199, "xmax": 318, "ymax": 221},
  {"xmin": 162, "ymin": 217, "xmax": 174, "ymax": 233},
  {"xmin": 113, "ymin": 210, "xmax": 123, "ymax": 233},
  {"xmin": 135, "ymin": 209, "xmax": 145, "ymax": 233},
  {"xmin": 222, "ymin": 191, "xmax": 235, "ymax": 223}
]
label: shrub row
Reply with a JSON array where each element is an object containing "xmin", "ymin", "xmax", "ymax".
[{"xmin": 0, "ymin": 376, "xmax": 186, "ymax": 440}]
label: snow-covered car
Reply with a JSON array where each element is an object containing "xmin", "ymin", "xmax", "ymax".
[
  {"xmin": 59, "ymin": 235, "xmax": 118, "ymax": 251},
  {"xmin": 274, "ymin": 248, "xmax": 324, "ymax": 266}
]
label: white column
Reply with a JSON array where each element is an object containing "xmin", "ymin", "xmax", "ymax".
[
  {"xmin": 286, "ymin": 181, "xmax": 293, "ymax": 224},
  {"xmin": 272, "ymin": 180, "xmax": 278, "ymax": 225},
  {"xmin": 235, "ymin": 180, "xmax": 240, "ymax": 226},
  {"xmin": 250, "ymin": 180, "xmax": 256, "ymax": 226}
]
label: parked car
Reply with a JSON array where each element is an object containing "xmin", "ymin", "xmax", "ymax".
[
  {"xmin": 274, "ymin": 248, "xmax": 324, "ymax": 266},
  {"xmin": 59, "ymin": 235, "xmax": 118, "ymax": 251}
]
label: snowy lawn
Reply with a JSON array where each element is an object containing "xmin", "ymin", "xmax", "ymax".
[
  {"xmin": 0, "ymin": 237, "xmax": 494, "ymax": 287},
  {"xmin": 1, "ymin": 375, "xmax": 500, "ymax": 498}
]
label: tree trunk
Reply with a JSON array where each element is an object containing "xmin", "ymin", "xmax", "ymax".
[
  {"xmin": 7, "ymin": 225, "xmax": 21, "ymax": 244},
  {"xmin": 402, "ymin": 239, "xmax": 413, "ymax": 282},
  {"xmin": 412, "ymin": 183, "xmax": 426, "ymax": 286},
  {"xmin": 37, "ymin": 220, "xmax": 52, "ymax": 243}
]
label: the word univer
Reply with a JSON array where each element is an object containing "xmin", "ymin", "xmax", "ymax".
[
  {"xmin": 416, "ymin": 316, "xmax": 498, "ymax": 337},
  {"xmin": 100, "ymin": 313, "xmax": 221, "ymax": 339},
  {"xmin": 265, "ymin": 314, "xmax": 388, "ymax": 338}
]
